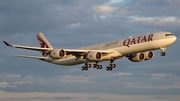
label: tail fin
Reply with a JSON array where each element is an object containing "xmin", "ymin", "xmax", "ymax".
[{"xmin": 36, "ymin": 32, "xmax": 53, "ymax": 56}]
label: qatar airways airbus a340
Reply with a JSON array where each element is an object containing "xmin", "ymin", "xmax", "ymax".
[{"xmin": 3, "ymin": 31, "xmax": 176, "ymax": 71}]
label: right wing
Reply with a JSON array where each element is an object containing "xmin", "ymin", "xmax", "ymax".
[{"xmin": 3, "ymin": 41, "xmax": 53, "ymax": 51}]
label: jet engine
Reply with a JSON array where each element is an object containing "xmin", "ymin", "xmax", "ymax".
[
  {"xmin": 86, "ymin": 51, "xmax": 102, "ymax": 61},
  {"xmin": 128, "ymin": 53, "xmax": 145, "ymax": 62},
  {"xmin": 144, "ymin": 51, "xmax": 154, "ymax": 60},
  {"xmin": 49, "ymin": 49, "xmax": 66, "ymax": 59}
]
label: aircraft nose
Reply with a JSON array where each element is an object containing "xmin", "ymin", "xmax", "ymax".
[
  {"xmin": 174, "ymin": 35, "xmax": 177, "ymax": 41},
  {"xmin": 171, "ymin": 35, "xmax": 177, "ymax": 43}
]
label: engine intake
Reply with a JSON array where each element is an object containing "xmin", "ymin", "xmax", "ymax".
[
  {"xmin": 144, "ymin": 51, "xmax": 154, "ymax": 60},
  {"xmin": 49, "ymin": 49, "xmax": 66, "ymax": 59},
  {"xmin": 86, "ymin": 51, "xmax": 102, "ymax": 61},
  {"xmin": 128, "ymin": 53, "xmax": 145, "ymax": 62}
]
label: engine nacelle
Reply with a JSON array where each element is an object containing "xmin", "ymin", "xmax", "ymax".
[
  {"xmin": 86, "ymin": 51, "xmax": 102, "ymax": 61},
  {"xmin": 128, "ymin": 53, "xmax": 145, "ymax": 62},
  {"xmin": 49, "ymin": 49, "xmax": 66, "ymax": 59},
  {"xmin": 144, "ymin": 51, "xmax": 154, "ymax": 60}
]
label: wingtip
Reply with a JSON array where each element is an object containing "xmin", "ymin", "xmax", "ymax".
[{"xmin": 3, "ymin": 41, "xmax": 11, "ymax": 46}]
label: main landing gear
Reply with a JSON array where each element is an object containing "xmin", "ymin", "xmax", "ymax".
[
  {"xmin": 81, "ymin": 62, "xmax": 103, "ymax": 71},
  {"xmin": 81, "ymin": 60, "xmax": 116, "ymax": 71},
  {"xmin": 81, "ymin": 63, "xmax": 91, "ymax": 71},
  {"xmin": 160, "ymin": 47, "xmax": 166, "ymax": 56},
  {"xmin": 106, "ymin": 60, "xmax": 116, "ymax": 71},
  {"xmin": 93, "ymin": 62, "xmax": 103, "ymax": 69}
]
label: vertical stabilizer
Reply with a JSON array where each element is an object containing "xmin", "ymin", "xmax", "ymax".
[{"xmin": 36, "ymin": 32, "xmax": 53, "ymax": 56}]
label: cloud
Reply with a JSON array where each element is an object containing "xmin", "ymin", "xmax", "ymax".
[
  {"xmin": 0, "ymin": 91, "xmax": 179, "ymax": 101},
  {"xmin": 123, "ymin": 82, "xmax": 180, "ymax": 90},
  {"xmin": 139, "ymin": 73, "xmax": 178, "ymax": 78},
  {"xmin": 0, "ymin": 73, "xmax": 21, "ymax": 79},
  {"xmin": 94, "ymin": 5, "xmax": 117, "ymax": 14},
  {"xmin": 0, "ymin": 73, "xmax": 32, "ymax": 89},
  {"xmin": 110, "ymin": 0, "xmax": 126, "ymax": 4},
  {"xmin": 59, "ymin": 75, "xmax": 93, "ymax": 83},
  {"xmin": 0, "ymin": 82, "xmax": 16, "ymax": 89},
  {"xmin": 151, "ymin": 73, "xmax": 175, "ymax": 78},
  {"xmin": 128, "ymin": 17, "xmax": 180, "ymax": 27},
  {"xmin": 166, "ymin": 0, "xmax": 180, "ymax": 4},
  {"xmin": 116, "ymin": 72, "xmax": 133, "ymax": 76},
  {"xmin": 69, "ymin": 23, "xmax": 81, "ymax": 27},
  {"xmin": 13, "ymin": 81, "xmax": 32, "ymax": 85}
]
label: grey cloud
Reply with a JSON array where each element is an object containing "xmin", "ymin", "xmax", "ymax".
[
  {"xmin": 0, "ymin": 0, "xmax": 110, "ymax": 35},
  {"xmin": 111, "ymin": 0, "xmax": 180, "ymax": 17},
  {"xmin": 52, "ymin": 96, "xmax": 79, "ymax": 100}
]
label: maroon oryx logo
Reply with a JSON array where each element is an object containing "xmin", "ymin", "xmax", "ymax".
[
  {"xmin": 37, "ymin": 36, "xmax": 49, "ymax": 56},
  {"xmin": 37, "ymin": 36, "xmax": 49, "ymax": 48}
]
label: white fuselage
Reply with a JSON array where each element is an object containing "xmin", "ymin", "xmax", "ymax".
[{"xmin": 44, "ymin": 32, "xmax": 177, "ymax": 66}]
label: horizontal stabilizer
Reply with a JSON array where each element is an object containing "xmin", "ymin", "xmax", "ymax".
[{"xmin": 15, "ymin": 55, "xmax": 48, "ymax": 60}]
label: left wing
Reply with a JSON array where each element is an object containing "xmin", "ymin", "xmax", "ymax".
[
  {"xmin": 3, "ymin": 41, "xmax": 122, "ymax": 59},
  {"xmin": 3, "ymin": 41, "xmax": 53, "ymax": 51}
]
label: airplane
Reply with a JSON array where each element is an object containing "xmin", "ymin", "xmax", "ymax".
[{"xmin": 3, "ymin": 31, "xmax": 177, "ymax": 71}]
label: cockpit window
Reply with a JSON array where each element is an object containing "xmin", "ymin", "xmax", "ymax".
[{"xmin": 165, "ymin": 34, "xmax": 173, "ymax": 36}]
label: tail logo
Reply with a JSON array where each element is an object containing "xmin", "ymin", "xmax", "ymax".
[
  {"xmin": 37, "ymin": 36, "xmax": 49, "ymax": 48},
  {"xmin": 37, "ymin": 36, "xmax": 49, "ymax": 56}
]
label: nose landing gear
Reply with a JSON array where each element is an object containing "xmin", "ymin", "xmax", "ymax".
[
  {"xmin": 160, "ymin": 47, "xmax": 166, "ymax": 56},
  {"xmin": 160, "ymin": 52, "xmax": 166, "ymax": 56}
]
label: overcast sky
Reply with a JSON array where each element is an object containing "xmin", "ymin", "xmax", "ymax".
[{"xmin": 0, "ymin": 0, "xmax": 180, "ymax": 101}]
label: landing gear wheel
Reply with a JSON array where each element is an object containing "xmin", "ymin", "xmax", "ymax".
[
  {"xmin": 160, "ymin": 52, "xmax": 166, "ymax": 56},
  {"xmin": 99, "ymin": 65, "xmax": 102, "ymax": 69},
  {"xmin": 93, "ymin": 64, "xmax": 96, "ymax": 68},
  {"xmin": 112, "ymin": 64, "xmax": 116, "ymax": 68},
  {"xmin": 160, "ymin": 47, "xmax": 166, "ymax": 56},
  {"xmin": 81, "ymin": 66, "xmax": 85, "ymax": 71},
  {"xmin": 109, "ymin": 64, "xmax": 116, "ymax": 68},
  {"xmin": 109, "ymin": 64, "xmax": 113, "ymax": 68},
  {"xmin": 106, "ymin": 59, "xmax": 116, "ymax": 70},
  {"xmin": 87, "ymin": 64, "xmax": 91, "ymax": 68},
  {"xmin": 81, "ymin": 63, "xmax": 91, "ymax": 71},
  {"xmin": 106, "ymin": 67, "xmax": 109, "ymax": 71},
  {"xmin": 96, "ymin": 65, "xmax": 99, "ymax": 69},
  {"xmin": 106, "ymin": 67, "xmax": 113, "ymax": 71},
  {"xmin": 85, "ymin": 67, "xmax": 88, "ymax": 71}
]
